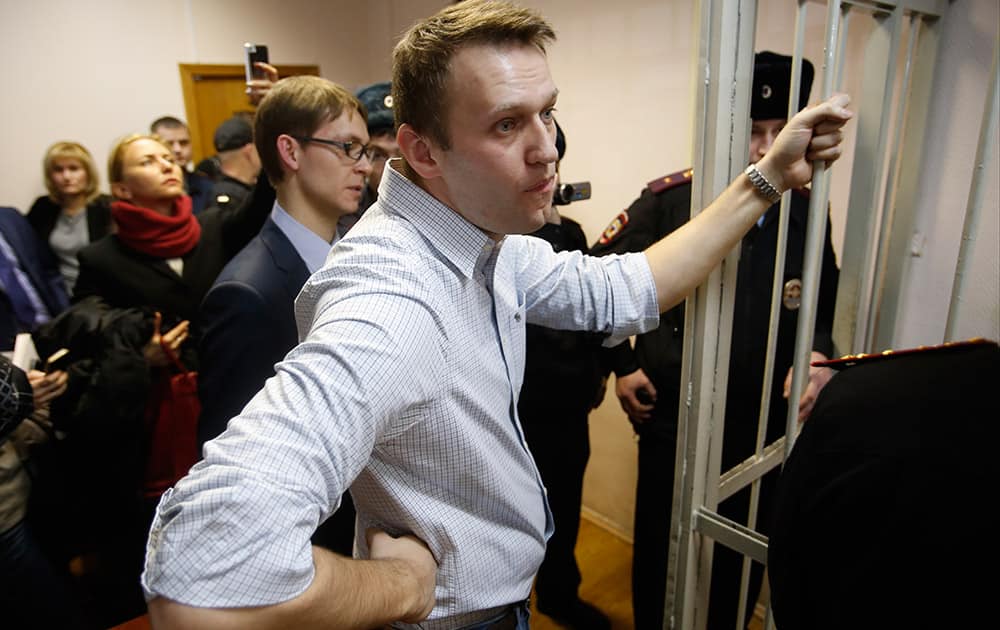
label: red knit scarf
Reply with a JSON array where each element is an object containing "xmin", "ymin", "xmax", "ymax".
[{"xmin": 111, "ymin": 195, "xmax": 201, "ymax": 258}]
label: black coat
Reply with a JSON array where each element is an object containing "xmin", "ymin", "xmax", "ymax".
[
  {"xmin": 768, "ymin": 341, "xmax": 998, "ymax": 630},
  {"xmin": 590, "ymin": 172, "xmax": 839, "ymax": 463},
  {"xmin": 73, "ymin": 180, "xmax": 274, "ymax": 364},
  {"xmin": 27, "ymin": 194, "xmax": 113, "ymax": 251}
]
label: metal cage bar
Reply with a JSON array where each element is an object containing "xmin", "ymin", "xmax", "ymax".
[
  {"xmin": 667, "ymin": 1, "xmax": 954, "ymax": 628},
  {"xmin": 945, "ymin": 37, "xmax": 1000, "ymax": 341}
]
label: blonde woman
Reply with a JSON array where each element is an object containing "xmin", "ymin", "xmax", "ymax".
[{"xmin": 28, "ymin": 142, "xmax": 112, "ymax": 292}]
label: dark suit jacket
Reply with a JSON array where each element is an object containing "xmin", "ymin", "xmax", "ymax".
[
  {"xmin": 197, "ymin": 218, "xmax": 310, "ymax": 445},
  {"xmin": 73, "ymin": 179, "xmax": 275, "ymax": 365},
  {"xmin": 0, "ymin": 207, "xmax": 70, "ymax": 350}
]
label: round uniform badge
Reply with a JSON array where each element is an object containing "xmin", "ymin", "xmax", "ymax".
[
  {"xmin": 782, "ymin": 278, "xmax": 802, "ymax": 310},
  {"xmin": 761, "ymin": 84, "xmax": 772, "ymax": 100},
  {"xmin": 383, "ymin": 94, "xmax": 393, "ymax": 109}
]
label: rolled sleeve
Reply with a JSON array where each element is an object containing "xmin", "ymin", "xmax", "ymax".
[{"xmin": 143, "ymin": 470, "xmax": 318, "ymax": 607}]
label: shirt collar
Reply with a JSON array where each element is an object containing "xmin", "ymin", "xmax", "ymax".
[
  {"xmin": 269, "ymin": 201, "xmax": 336, "ymax": 274},
  {"xmin": 378, "ymin": 160, "xmax": 501, "ymax": 280}
]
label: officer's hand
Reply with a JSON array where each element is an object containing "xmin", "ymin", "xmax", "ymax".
[
  {"xmin": 615, "ymin": 368, "xmax": 657, "ymax": 425},
  {"xmin": 783, "ymin": 351, "xmax": 835, "ymax": 423},
  {"xmin": 757, "ymin": 94, "xmax": 853, "ymax": 192},
  {"xmin": 367, "ymin": 528, "xmax": 437, "ymax": 623}
]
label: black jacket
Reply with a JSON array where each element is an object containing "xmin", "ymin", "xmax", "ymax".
[
  {"xmin": 590, "ymin": 171, "xmax": 839, "ymax": 462},
  {"xmin": 27, "ymin": 195, "xmax": 114, "ymax": 251}
]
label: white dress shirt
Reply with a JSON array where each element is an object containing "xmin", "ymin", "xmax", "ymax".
[{"xmin": 142, "ymin": 162, "xmax": 659, "ymax": 627}]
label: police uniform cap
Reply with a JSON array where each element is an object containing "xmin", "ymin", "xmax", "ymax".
[
  {"xmin": 355, "ymin": 81, "xmax": 394, "ymax": 135},
  {"xmin": 214, "ymin": 116, "xmax": 253, "ymax": 152},
  {"xmin": 752, "ymin": 51, "xmax": 814, "ymax": 120}
]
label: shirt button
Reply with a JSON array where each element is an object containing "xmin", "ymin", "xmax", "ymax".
[{"xmin": 514, "ymin": 313, "xmax": 522, "ymax": 322}]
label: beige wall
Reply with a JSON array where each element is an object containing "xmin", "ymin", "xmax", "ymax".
[{"xmin": 0, "ymin": 0, "xmax": 996, "ymax": 540}]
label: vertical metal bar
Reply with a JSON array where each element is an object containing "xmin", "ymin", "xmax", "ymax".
[
  {"xmin": 784, "ymin": 0, "xmax": 841, "ymax": 456},
  {"xmin": 869, "ymin": 15, "xmax": 942, "ymax": 350},
  {"xmin": 741, "ymin": 1, "xmax": 809, "ymax": 626},
  {"xmin": 945, "ymin": 37, "xmax": 999, "ymax": 340},
  {"xmin": 832, "ymin": 5, "xmax": 907, "ymax": 355},
  {"xmin": 754, "ymin": 0, "xmax": 808, "ymax": 472},
  {"xmin": 869, "ymin": 15, "xmax": 920, "ymax": 347},
  {"xmin": 859, "ymin": 7, "xmax": 906, "ymax": 349},
  {"xmin": 667, "ymin": 1, "xmax": 756, "ymax": 627},
  {"xmin": 835, "ymin": 3, "xmax": 852, "ymax": 89}
]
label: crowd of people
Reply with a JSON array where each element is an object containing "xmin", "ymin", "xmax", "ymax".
[
  {"xmin": 0, "ymin": 58, "xmax": 403, "ymax": 628},
  {"xmin": 0, "ymin": 1, "xmax": 859, "ymax": 629}
]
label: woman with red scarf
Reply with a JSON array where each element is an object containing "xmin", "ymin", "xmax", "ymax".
[
  {"xmin": 37, "ymin": 134, "xmax": 271, "ymax": 627},
  {"xmin": 75, "ymin": 134, "xmax": 268, "ymax": 339}
]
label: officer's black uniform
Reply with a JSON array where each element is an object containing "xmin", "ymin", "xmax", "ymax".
[
  {"xmin": 590, "ymin": 50, "xmax": 834, "ymax": 629},
  {"xmin": 768, "ymin": 339, "xmax": 997, "ymax": 630},
  {"xmin": 591, "ymin": 168, "xmax": 839, "ymax": 628},
  {"xmin": 205, "ymin": 174, "xmax": 253, "ymax": 214}
]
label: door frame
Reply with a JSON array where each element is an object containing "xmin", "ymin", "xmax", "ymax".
[{"xmin": 178, "ymin": 63, "xmax": 320, "ymax": 161}]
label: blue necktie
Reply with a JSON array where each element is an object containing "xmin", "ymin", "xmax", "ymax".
[{"xmin": 0, "ymin": 250, "xmax": 40, "ymax": 330}]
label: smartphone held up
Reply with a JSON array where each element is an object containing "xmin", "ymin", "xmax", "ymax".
[{"xmin": 244, "ymin": 42, "xmax": 269, "ymax": 83}]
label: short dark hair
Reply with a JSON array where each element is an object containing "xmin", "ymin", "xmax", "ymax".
[
  {"xmin": 392, "ymin": 0, "xmax": 555, "ymax": 149},
  {"xmin": 150, "ymin": 116, "xmax": 188, "ymax": 133}
]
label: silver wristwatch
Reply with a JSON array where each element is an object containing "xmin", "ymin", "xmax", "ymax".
[{"xmin": 745, "ymin": 164, "xmax": 783, "ymax": 204}]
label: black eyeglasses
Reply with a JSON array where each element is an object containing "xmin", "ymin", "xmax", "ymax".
[{"xmin": 292, "ymin": 135, "xmax": 374, "ymax": 162}]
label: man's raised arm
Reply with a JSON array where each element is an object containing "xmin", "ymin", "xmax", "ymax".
[{"xmin": 645, "ymin": 94, "xmax": 852, "ymax": 311}]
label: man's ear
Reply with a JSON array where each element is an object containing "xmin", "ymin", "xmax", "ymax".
[
  {"xmin": 276, "ymin": 135, "xmax": 299, "ymax": 174},
  {"xmin": 397, "ymin": 124, "xmax": 441, "ymax": 180},
  {"xmin": 111, "ymin": 181, "xmax": 131, "ymax": 200}
]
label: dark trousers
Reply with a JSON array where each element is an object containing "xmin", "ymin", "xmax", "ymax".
[
  {"xmin": 631, "ymin": 405, "xmax": 775, "ymax": 630},
  {"xmin": 518, "ymin": 404, "xmax": 590, "ymax": 607},
  {"xmin": 0, "ymin": 519, "xmax": 86, "ymax": 629},
  {"xmin": 632, "ymin": 406, "xmax": 678, "ymax": 630}
]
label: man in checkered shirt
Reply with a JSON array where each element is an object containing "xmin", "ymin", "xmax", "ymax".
[{"xmin": 143, "ymin": 2, "xmax": 852, "ymax": 628}]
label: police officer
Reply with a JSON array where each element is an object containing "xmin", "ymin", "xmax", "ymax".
[
  {"xmin": 206, "ymin": 115, "xmax": 261, "ymax": 212},
  {"xmin": 590, "ymin": 51, "xmax": 840, "ymax": 630},
  {"xmin": 768, "ymin": 339, "xmax": 997, "ymax": 630}
]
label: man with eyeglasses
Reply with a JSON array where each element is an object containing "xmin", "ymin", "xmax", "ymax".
[
  {"xmin": 144, "ymin": 2, "xmax": 851, "ymax": 628},
  {"xmin": 196, "ymin": 75, "xmax": 372, "ymax": 554},
  {"xmin": 339, "ymin": 81, "xmax": 402, "ymax": 234}
]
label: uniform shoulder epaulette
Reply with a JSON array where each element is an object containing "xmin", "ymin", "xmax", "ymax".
[
  {"xmin": 646, "ymin": 168, "xmax": 693, "ymax": 195},
  {"xmin": 811, "ymin": 338, "xmax": 997, "ymax": 370}
]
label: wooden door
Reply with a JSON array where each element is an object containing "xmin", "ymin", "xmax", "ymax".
[{"xmin": 178, "ymin": 63, "xmax": 320, "ymax": 164}]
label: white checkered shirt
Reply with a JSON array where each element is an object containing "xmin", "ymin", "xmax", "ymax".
[{"xmin": 142, "ymin": 162, "xmax": 659, "ymax": 627}]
